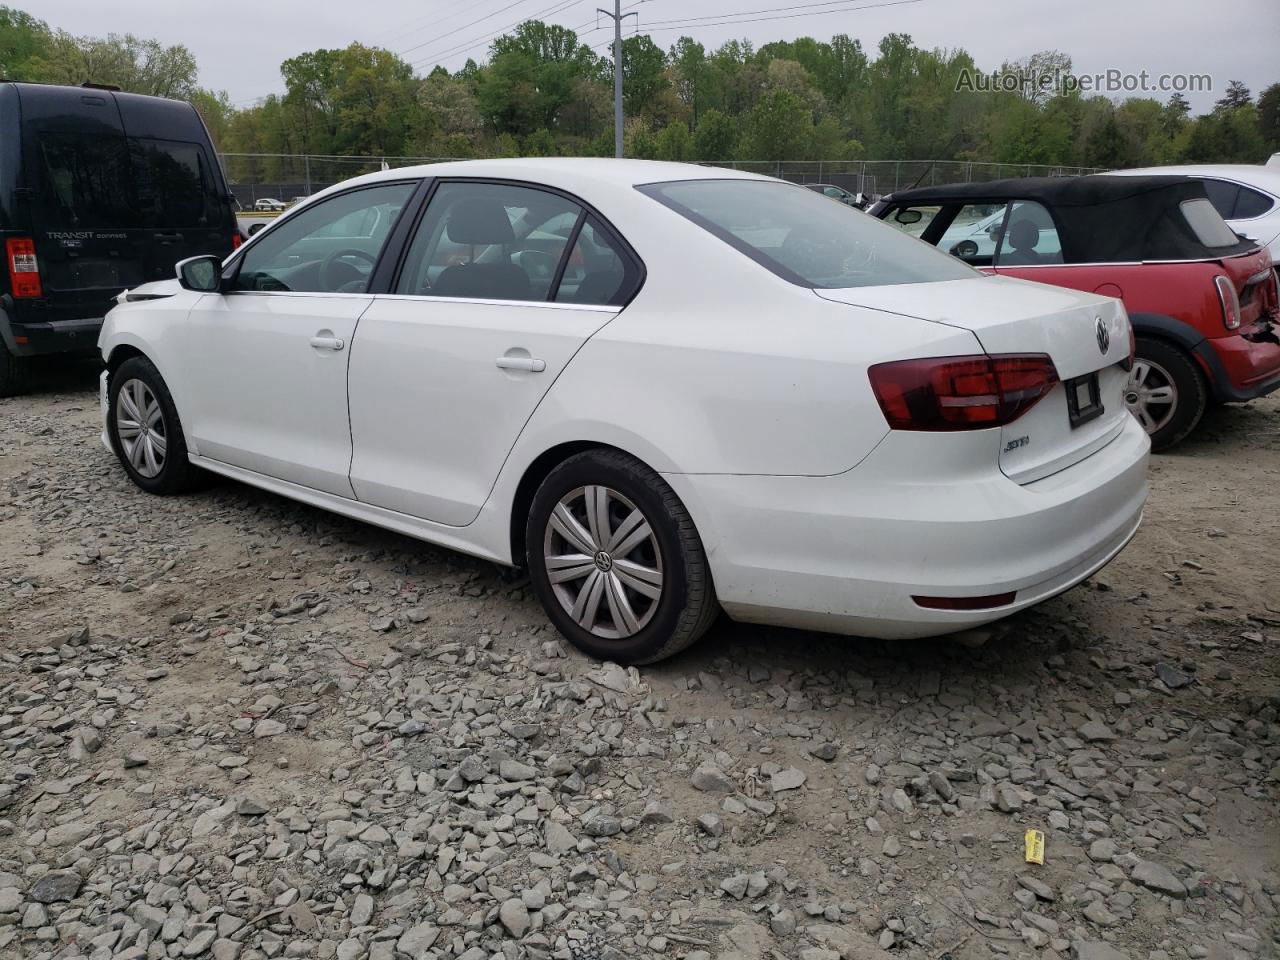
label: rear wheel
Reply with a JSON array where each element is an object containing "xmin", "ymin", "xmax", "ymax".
[
  {"xmin": 1125, "ymin": 338, "xmax": 1207, "ymax": 452},
  {"xmin": 526, "ymin": 449, "xmax": 718, "ymax": 665},
  {"xmin": 108, "ymin": 356, "xmax": 197, "ymax": 494},
  {"xmin": 0, "ymin": 339, "xmax": 31, "ymax": 397}
]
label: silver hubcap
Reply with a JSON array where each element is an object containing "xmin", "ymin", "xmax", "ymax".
[
  {"xmin": 115, "ymin": 379, "xmax": 167, "ymax": 479},
  {"xmin": 1125, "ymin": 359, "xmax": 1177, "ymax": 435},
  {"xmin": 543, "ymin": 485, "xmax": 663, "ymax": 640}
]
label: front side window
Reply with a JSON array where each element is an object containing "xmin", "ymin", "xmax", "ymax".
[
  {"xmin": 396, "ymin": 182, "xmax": 584, "ymax": 302},
  {"xmin": 994, "ymin": 200, "xmax": 1063, "ymax": 266},
  {"xmin": 939, "ymin": 203, "xmax": 1008, "ymax": 266},
  {"xmin": 882, "ymin": 203, "xmax": 943, "ymax": 239},
  {"xmin": 1180, "ymin": 198, "xmax": 1240, "ymax": 248},
  {"xmin": 232, "ymin": 182, "xmax": 414, "ymax": 293},
  {"xmin": 642, "ymin": 180, "xmax": 974, "ymax": 288}
]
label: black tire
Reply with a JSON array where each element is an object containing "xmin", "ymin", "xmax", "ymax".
[
  {"xmin": 107, "ymin": 356, "xmax": 197, "ymax": 494},
  {"xmin": 0, "ymin": 338, "xmax": 31, "ymax": 397},
  {"xmin": 525, "ymin": 449, "xmax": 719, "ymax": 665},
  {"xmin": 1131, "ymin": 337, "xmax": 1207, "ymax": 452}
]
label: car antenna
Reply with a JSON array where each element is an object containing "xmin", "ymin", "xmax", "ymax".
[{"xmin": 905, "ymin": 161, "xmax": 935, "ymax": 191}]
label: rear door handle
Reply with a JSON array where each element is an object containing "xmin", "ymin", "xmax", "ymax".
[
  {"xmin": 495, "ymin": 356, "xmax": 545, "ymax": 372},
  {"xmin": 310, "ymin": 336, "xmax": 345, "ymax": 351}
]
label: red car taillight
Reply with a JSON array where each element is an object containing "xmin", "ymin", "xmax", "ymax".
[
  {"xmin": 868, "ymin": 354, "xmax": 1059, "ymax": 431},
  {"xmin": 232, "ymin": 233, "xmax": 243, "ymax": 250},
  {"xmin": 1214, "ymin": 274, "xmax": 1240, "ymax": 330},
  {"xmin": 6, "ymin": 236, "xmax": 42, "ymax": 298}
]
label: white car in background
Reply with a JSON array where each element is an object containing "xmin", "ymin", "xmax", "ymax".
[
  {"xmin": 253, "ymin": 198, "xmax": 286, "ymax": 211},
  {"xmin": 97, "ymin": 159, "xmax": 1149, "ymax": 664},
  {"xmin": 1114, "ymin": 165, "xmax": 1280, "ymax": 268}
]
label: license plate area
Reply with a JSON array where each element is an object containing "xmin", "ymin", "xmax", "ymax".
[{"xmin": 1066, "ymin": 372, "xmax": 1103, "ymax": 428}]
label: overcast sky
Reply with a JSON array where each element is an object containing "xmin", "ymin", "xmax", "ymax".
[{"xmin": 35, "ymin": 0, "xmax": 1279, "ymax": 114}]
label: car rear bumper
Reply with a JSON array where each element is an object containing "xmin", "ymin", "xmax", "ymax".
[
  {"xmin": 1, "ymin": 315, "xmax": 104, "ymax": 357},
  {"xmin": 1197, "ymin": 326, "xmax": 1280, "ymax": 401},
  {"xmin": 665, "ymin": 414, "xmax": 1150, "ymax": 639}
]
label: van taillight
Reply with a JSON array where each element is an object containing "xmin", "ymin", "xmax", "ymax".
[
  {"xmin": 868, "ymin": 354, "xmax": 1059, "ymax": 431},
  {"xmin": 232, "ymin": 234, "xmax": 242, "ymax": 250},
  {"xmin": 1214, "ymin": 275, "xmax": 1240, "ymax": 330},
  {"xmin": 5, "ymin": 237, "xmax": 42, "ymax": 298}
]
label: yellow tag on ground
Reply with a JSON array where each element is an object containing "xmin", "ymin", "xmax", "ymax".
[{"xmin": 1024, "ymin": 829, "xmax": 1045, "ymax": 865}]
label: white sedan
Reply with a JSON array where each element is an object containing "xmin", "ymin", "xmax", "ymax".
[
  {"xmin": 1114, "ymin": 164, "xmax": 1280, "ymax": 267},
  {"xmin": 98, "ymin": 159, "xmax": 1150, "ymax": 664}
]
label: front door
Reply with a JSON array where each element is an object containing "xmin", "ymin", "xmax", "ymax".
[
  {"xmin": 176, "ymin": 181, "xmax": 416, "ymax": 496},
  {"xmin": 348, "ymin": 181, "xmax": 642, "ymax": 525}
]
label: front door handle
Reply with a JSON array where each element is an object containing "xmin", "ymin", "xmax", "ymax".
[
  {"xmin": 495, "ymin": 356, "xmax": 545, "ymax": 372},
  {"xmin": 310, "ymin": 336, "xmax": 345, "ymax": 351}
]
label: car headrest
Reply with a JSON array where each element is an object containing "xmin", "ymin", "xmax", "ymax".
[
  {"xmin": 1008, "ymin": 219, "xmax": 1040, "ymax": 250},
  {"xmin": 445, "ymin": 197, "xmax": 515, "ymax": 245}
]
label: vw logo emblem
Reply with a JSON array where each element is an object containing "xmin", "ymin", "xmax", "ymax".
[
  {"xmin": 593, "ymin": 550, "xmax": 613, "ymax": 573},
  {"xmin": 1096, "ymin": 317, "xmax": 1110, "ymax": 355}
]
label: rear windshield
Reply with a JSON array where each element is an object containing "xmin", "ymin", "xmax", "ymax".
[
  {"xmin": 638, "ymin": 179, "xmax": 976, "ymax": 288},
  {"xmin": 1179, "ymin": 198, "xmax": 1240, "ymax": 248},
  {"xmin": 34, "ymin": 132, "xmax": 223, "ymax": 230}
]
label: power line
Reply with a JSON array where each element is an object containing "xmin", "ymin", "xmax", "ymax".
[
  {"xmin": 396, "ymin": 0, "xmax": 540, "ymax": 58},
  {"xmin": 406, "ymin": 0, "xmax": 587, "ymax": 68},
  {"xmin": 636, "ymin": 0, "xmax": 923, "ymax": 32}
]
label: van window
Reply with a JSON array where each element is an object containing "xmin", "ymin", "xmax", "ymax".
[
  {"xmin": 130, "ymin": 138, "xmax": 220, "ymax": 228},
  {"xmin": 34, "ymin": 132, "xmax": 138, "ymax": 229}
]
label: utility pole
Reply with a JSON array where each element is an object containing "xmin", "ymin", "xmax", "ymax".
[{"xmin": 598, "ymin": 0, "xmax": 637, "ymax": 158}]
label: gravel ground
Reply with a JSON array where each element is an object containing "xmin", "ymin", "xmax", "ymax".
[{"xmin": 1, "ymin": 366, "xmax": 1277, "ymax": 960}]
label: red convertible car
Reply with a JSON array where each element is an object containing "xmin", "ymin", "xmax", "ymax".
[{"xmin": 871, "ymin": 176, "xmax": 1280, "ymax": 450}]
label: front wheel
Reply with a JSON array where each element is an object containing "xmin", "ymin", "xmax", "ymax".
[
  {"xmin": 108, "ymin": 356, "xmax": 197, "ymax": 494},
  {"xmin": 525, "ymin": 450, "xmax": 719, "ymax": 665},
  {"xmin": 1125, "ymin": 338, "xmax": 1207, "ymax": 452}
]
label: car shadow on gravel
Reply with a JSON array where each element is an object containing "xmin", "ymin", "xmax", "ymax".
[{"xmin": 8, "ymin": 358, "xmax": 102, "ymax": 397}]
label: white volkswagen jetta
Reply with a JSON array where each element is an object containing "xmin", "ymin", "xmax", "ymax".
[{"xmin": 99, "ymin": 159, "xmax": 1149, "ymax": 664}]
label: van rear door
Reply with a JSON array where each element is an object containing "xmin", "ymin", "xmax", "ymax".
[{"xmin": 18, "ymin": 85, "xmax": 147, "ymax": 325}]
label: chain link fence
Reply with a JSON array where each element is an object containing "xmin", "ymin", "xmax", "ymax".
[{"xmin": 219, "ymin": 153, "xmax": 1103, "ymax": 207}]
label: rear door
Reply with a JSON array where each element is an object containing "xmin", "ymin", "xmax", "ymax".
[
  {"xmin": 19, "ymin": 86, "xmax": 146, "ymax": 324},
  {"xmin": 347, "ymin": 180, "xmax": 642, "ymax": 525}
]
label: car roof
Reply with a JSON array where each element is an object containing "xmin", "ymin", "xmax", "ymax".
[
  {"xmin": 884, "ymin": 173, "xmax": 1197, "ymax": 207},
  {"xmin": 1111, "ymin": 165, "xmax": 1280, "ymax": 197},
  {"xmin": 324, "ymin": 158, "xmax": 773, "ymax": 197}
]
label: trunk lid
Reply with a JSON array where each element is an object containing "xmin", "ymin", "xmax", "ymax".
[{"xmin": 817, "ymin": 275, "xmax": 1134, "ymax": 483}]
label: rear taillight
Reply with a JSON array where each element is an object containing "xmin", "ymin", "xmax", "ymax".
[
  {"xmin": 1214, "ymin": 274, "xmax": 1240, "ymax": 330},
  {"xmin": 868, "ymin": 354, "xmax": 1059, "ymax": 431},
  {"xmin": 5, "ymin": 236, "xmax": 42, "ymax": 298},
  {"xmin": 232, "ymin": 234, "xmax": 242, "ymax": 250}
]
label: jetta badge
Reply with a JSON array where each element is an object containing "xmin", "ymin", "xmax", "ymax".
[{"xmin": 1096, "ymin": 317, "xmax": 1110, "ymax": 355}]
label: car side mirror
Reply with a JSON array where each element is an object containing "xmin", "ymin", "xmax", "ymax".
[
  {"xmin": 894, "ymin": 209, "xmax": 922, "ymax": 225},
  {"xmin": 177, "ymin": 255, "xmax": 223, "ymax": 292}
]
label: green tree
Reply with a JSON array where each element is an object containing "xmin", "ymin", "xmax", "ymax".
[
  {"xmin": 741, "ymin": 90, "xmax": 813, "ymax": 160},
  {"xmin": 692, "ymin": 108, "xmax": 738, "ymax": 160},
  {"xmin": 1257, "ymin": 83, "xmax": 1280, "ymax": 152},
  {"xmin": 1215, "ymin": 80, "xmax": 1252, "ymax": 111},
  {"xmin": 0, "ymin": 6, "xmax": 50, "ymax": 79},
  {"xmin": 620, "ymin": 34, "xmax": 668, "ymax": 117},
  {"xmin": 653, "ymin": 120, "xmax": 693, "ymax": 161},
  {"xmin": 34, "ymin": 30, "xmax": 199, "ymax": 97}
]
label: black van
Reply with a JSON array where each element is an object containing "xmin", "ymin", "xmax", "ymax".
[{"xmin": 0, "ymin": 82, "xmax": 239, "ymax": 394}]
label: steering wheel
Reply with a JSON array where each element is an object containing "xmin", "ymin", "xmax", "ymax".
[
  {"xmin": 515, "ymin": 248, "xmax": 559, "ymax": 280},
  {"xmin": 320, "ymin": 248, "xmax": 377, "ymax": 292}
]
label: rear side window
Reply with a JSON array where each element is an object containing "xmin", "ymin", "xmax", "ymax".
[
  {"xmin": 642, "ymin": 180, "xmax": 975, "ymax": 288},
  {"xmin": 994, "ymin": 200, "xmax": 1063, "ymax": 266},
  {"xmin": 130, "ymin": 138, "xmax": 221, "ymax": 228},
  {"xmin": 1234, "ymin": 186, "xmax": 1275, "ymax": 219},
  {"xmin": 34, "ymin": 132, "xmax": 137, "ymax": 229},
  {"xmin": 554, "ymin": 218, "xmax": 640, "ymax": 306},
  {"xmin": 1180, "ymin": 198, "xmax": 1240, "ymax": 247},
  {"xmin": 1200, "ymin": 180, "xmax": 1239, "ymax": 219}
]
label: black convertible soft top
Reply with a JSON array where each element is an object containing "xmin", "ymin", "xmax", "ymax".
[{"xmin": 884, "ymin": 175, "xmax": 1257, "ymax": 263}]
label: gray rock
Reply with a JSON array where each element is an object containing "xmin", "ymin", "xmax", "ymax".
[
  {"xmin": 1087, "ymin": 838, "xmax": 1118, "ymax": 862},
  {"xmin": 498, "ymin": 898, "xmax": 531, "ymax": 938},
  {"xmin": 697, "ymin": 812, "xmax": 724, "ymax": 837},
  {"xmin": 499, "ymin": 759, "xmax": 537, "ymax": 781},
  {"xmin": 691, "ymin": 762, "xmax": 735, "ymax": 793},
  {"xmin": 1017, "ymin": 875, "xmax": 1056, "ymax": 901},
  {"xmin": 771, "ymin": 767, "xmax": 806, "ymax": 792},
  {"xmin": 397, "ymin": 922, "xmax": 440, "ymax": 954},
  {"xmin": 28, "ymin": 871, "xmax": 81, "ymax": 903},
  {"xmin": 544, "ymin": 821, "xmax": 577, "ymax": 854},
  {"xmin": 1074, "ymin": 941, "xmax": 1131, "ymax": 960},
  {"xmin": 720, "ymin": 873, "xmax": 749, "ymax": 899},
  {"xmin": 1131, "ymin": 860, "xmax": 1187, "ymax": 898},
  {"xmin": 1082, "ymin": 900, "xmax": 1116, "ymax": 926},
  {"xmin": 1078, "ymin": 720, "xmax": 1115, "ymax": 742},
  {"xmin": 254, "ymin": 718, "xmax": 286, "ymax": 738}
]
